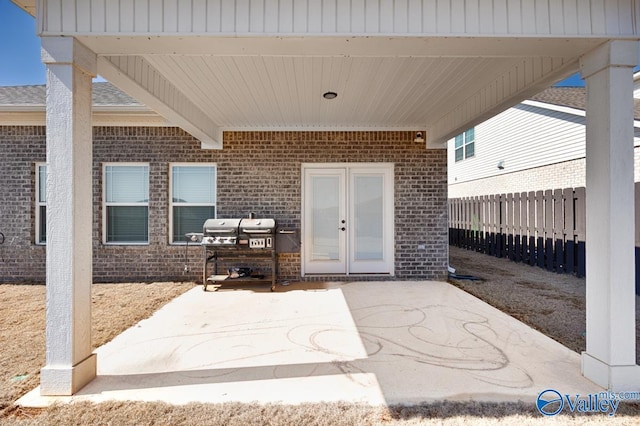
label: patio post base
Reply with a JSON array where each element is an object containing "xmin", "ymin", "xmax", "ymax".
[
  {"xmin": 40, "ymin": 353, "xmax": 97, "ymax": 396},
  {"xmin": 581, "ymin": 352, "xmax": 640, "ymax": 392}
]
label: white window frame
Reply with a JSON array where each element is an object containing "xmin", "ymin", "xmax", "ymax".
[
  {"xmin": 454, "ymin": 128, "xmax": 475, "ymax": 162},
  {"xmin": 169, "ymin": 163, "xmax": 217, "ymax": 244},
  {"xmin": 35, "ymin": 163, "xmax": 47, "ymax": 245},
  {"xmin": 102, "ymin": 162, "xmax": 150, "ymax": 245}
]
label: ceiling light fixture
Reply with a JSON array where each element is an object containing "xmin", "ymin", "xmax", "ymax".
[{"xmin": 323, "ymin": 91, "xmax": 338, "ymax": 100}]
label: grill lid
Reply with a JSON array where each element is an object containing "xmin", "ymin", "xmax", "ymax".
[
  {"xmin": 239, "ymin": 218, "xmax": 276, "ymax": 233},
  {"xmin": 203, "ymin": 218, "xmax": 241, "ymax": 235}
]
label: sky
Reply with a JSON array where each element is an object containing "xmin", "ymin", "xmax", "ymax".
[
  {"xmin": 0, "ymin": 0, "xmax": 45, "ymax": 86},
  {"xmin": 0, "ymin": 0, "xmax": 586, "ymax": 88}
]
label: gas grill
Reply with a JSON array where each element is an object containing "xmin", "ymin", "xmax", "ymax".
[
  {"xmin": 239, "ymin": 218, "xmax": 276, "ymax": 249},
  {"xmin": 201, "ymin": 216, "xmax": 277, "ymax": 291},
  {"xmin": 202, "ymin": 218, "xmax": 241, "ymax": 246}
]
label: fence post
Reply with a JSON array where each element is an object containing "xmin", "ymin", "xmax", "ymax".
[
  {"xmin": 544, "ymin": 189, "xmax": 554, "ymax": 271},
  {"xmin": 554, "ymin": 188, "xmax": 564, "ymax": 273},
  {"xmin": 575, "ymin": 187, "xmax": 586, "ymax": 277},
  {"xmin": 536, "ymin": 190, "xmax": 545, "ymax": 268},
  {"xmin": 506, "ymin": 193, "xmax": 514, "ymax": 260},
  {"xmin": 520, "ymin": 191, "xmax": 528, "ymax": 262},
  {"xmin": 528, "ymin": 191, "xmax": 536, "ymax": 265},
  {"xmin": 482, "ymin": 195, "xmax": 490, "ymax": 254},
  {"xmin": 489, "ymin": 194, "xmax": 496, "ymax": 256},
  {"xmin": 635, "ymin": 182, "xmax": 640, "ymax": 295},
  {"xmin": 497, "ymin": 194, "xmax": 505, "ymax": 257},
  {"xmin": 564, "ymin": 188, "xmax": 575, "ymax": 274}
]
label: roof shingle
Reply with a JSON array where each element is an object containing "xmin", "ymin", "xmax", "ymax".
[
  {"xmin": 0, "ymin": 82, "xmax": 141, "ymax": 107},
  {"xmin": 531, "ymin": 86, "xmax": 640, "ymax": 120}
]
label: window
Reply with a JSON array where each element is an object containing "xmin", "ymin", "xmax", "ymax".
[
  {"xmin": 104, "ymin": 164, "xmax": 149, "ymax": 244},
  {"xmin": 454, "ymin": 128, "xmax": 475, "ymax": 162},
  {"xmin": 35, "ymin": 163, "xmax": 47, "ymax": 244},
  {"xmin": 170, "ymin": 164, "xmax": 216, "ymax": 243}
]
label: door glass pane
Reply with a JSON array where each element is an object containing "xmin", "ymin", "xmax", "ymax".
[
  {"xmin": 311, "ymin": 176, "xmax": 340, "ymax": 261},
  {"xmin": 354, "ymin": 175, "xmax": 384, "ymax": 260}
]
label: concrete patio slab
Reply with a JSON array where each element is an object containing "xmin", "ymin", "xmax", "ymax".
[{"xmin": 18, "ymin": 281, "xmax": 602, "ymax": 407}]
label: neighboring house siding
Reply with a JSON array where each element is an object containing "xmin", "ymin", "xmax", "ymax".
[
  {"xmin": 450, "ymin": 152, "xmax": 640, "ymax": 197},
  {"xmin": 0, "ymin": 127, "xmax": 448, "ymax": 283},
  {"xmin": 448, "ymin": 104, "xmax": 585, "ymax": 187},
  {"xmin": 448, "ymin": 101, "xmax": 640, "ymax": 198}
]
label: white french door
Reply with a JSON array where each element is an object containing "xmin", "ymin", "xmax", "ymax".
[{"xmin": 302, "ymin": 164, "xmax": 394, "ymax": 275}]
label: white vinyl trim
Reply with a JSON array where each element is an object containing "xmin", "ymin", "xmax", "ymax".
[
  {"xmin": 169, "ymin": 163, "xmax": 217, "ymax": 244},
  {"xmin": 35, "ymin": 163, "xmax": 46, "ymax": 245},
  {"xmin": 102, "ymin": 162, "xmax": 150, "ymax": 245}
]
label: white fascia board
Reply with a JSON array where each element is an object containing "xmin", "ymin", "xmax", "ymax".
[
  {"xmin": 0, "ymin": 108, "xmax": 169, "ymax": 127},
  {"xmin": 221, "ymin": 125, "xmax": 425, "ymax": 132},
  {"xmin": 98, "ymin": 56, "xmax": 222, "ymax": 149}
]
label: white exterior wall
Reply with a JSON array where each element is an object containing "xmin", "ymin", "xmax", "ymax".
[
  {"xmin": 38, "ymin": 0, "xmax": 640, "ymax": 36},
  {"xmin": 448, "ymin": 102, "xmax": 640, "ymax": 197},
  {"xmin": 448, "ymin": 104, "xmax": 586, "ymax": 187}
]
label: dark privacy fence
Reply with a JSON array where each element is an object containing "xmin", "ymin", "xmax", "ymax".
[
  {"xmin": 449, "ymin": 186, "xmax": 640, "ymax": 295},
  {"xmin": 449, "ymin": 188, "xmax": 587, "ymax": 275}
]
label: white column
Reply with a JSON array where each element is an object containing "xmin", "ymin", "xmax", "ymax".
[
  {"xmin": 580, "ymin": 40, "xmax": 640, "ymax": 391},
  {"xmin": 39, "ymin": 37, "xmax": 97, "ymax": 395}
]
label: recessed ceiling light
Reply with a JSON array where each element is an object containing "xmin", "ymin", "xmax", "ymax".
[{"xmin": 323, "ymin": 91, "xmax": 338, "ymax": 100}]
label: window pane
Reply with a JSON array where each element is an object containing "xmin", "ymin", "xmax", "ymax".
[
  {"xmin": 39, "ymin": 205, "xmax": 46, "ymax": 244},
  {"xmin": 38, "ymin": 165, "xmax": 47, "ymax": 202},
  {"xmin": 454, "ymin": 134, "xmax": 463, "ymax": 148},
  {"xmin": 465, "ymin": 142, "xmax": 475, "ymax": 158},
  {"xmin": 455, "ymin": 147, "xmax": 464, "ymax": 162},
  {"xmin": 465, "ymin": 128, "xmax": 475, "ymax": 142},
  {"xmin": 105, "ymin": 165, "xmax": 149, "ymax": 203},
  {"xmin": 107, "ymin": 206, "xmax": 148, "ymax": 242},
  {"xmin": 173, "ymin": 205, "xmax": 216, "ymax": 242},
  {"xmin": 172, "ymin": 166, "xmax": 216, "ymax": 203}
]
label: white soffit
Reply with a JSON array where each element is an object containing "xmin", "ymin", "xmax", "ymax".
[{"xmin": 90, "ymin": 37, "xmax": 590, "ymax": 148}]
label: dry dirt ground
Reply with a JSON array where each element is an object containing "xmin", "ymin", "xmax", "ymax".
[
  {"xmin": 448, "ymin": 246, "xmax": 640, "ymax": 362},
  {"xmin": 0, "ymin": 252, "xmax": 639, "ymax": 425}
]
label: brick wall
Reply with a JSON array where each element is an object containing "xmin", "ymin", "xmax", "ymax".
[
  {"xmin": 0, "ymin": 126, "xmax": 448, "ymax": 283},
  {"xmin": 0, "ymin": 126, "xmax": 47, "ymax": 283},
  {"xmin": 448, "ymin": 158, "xmax": 587, "ymax": 198}
]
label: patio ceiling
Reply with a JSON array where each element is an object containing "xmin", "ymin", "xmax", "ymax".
[
  {"xmin": 80, "ymin": 35, "xmax": 603, "ymax": 148},
  {"xmin": 11, "ymin": 1, "xmax": 621, "ymax": 148}
]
